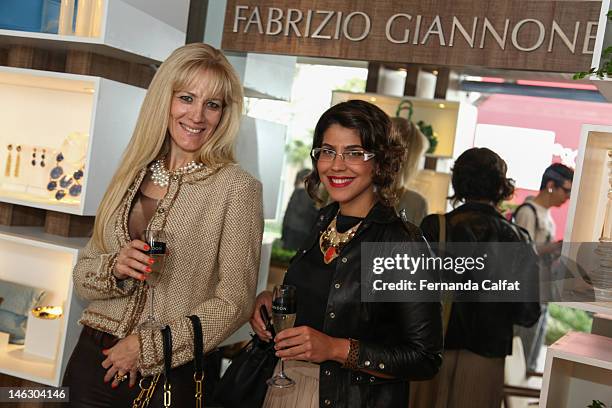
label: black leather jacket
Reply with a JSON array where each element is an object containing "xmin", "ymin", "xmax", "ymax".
[
  {"xmin": 287, "ymin": 202, "xmax": 443, "ymax": 408},
  {"xmin": 420, "ymin": 202, "xmax": 542, "ymax": 358}
]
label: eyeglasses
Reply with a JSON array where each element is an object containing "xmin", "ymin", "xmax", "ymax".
[{"xmin": 311, "ymin": 147, "xmax": 375, "ymax": 164}]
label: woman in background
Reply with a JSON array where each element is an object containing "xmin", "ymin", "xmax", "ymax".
[
  {"xmin": 390, "ymin": 117, "xmax": 430, "ymax": 225},
  {"xmin": 416, "ymin": 147, "xmax": 541, "ymax": 408}
]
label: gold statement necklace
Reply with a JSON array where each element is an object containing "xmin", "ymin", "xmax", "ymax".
[{"xmin": 319, "ymin": 215, "xmax": 363, "ymax": 264}]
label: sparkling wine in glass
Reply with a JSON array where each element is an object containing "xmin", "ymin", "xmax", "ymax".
[
  {"xmin": 141, "ymin": 229, "xmax": 167, "ymax": 330},
  {"xmin": 267, "ymin": 284, "xmax": 297, "ymax": 388}
]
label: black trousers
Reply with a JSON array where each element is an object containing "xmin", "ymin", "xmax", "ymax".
[{"xmin": 62, "ymin": 326, "xmax": 222, "ymax": 408}]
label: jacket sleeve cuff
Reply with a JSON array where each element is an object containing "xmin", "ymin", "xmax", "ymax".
[{"xmin": 82, "ymin": 252, "xmax": 137, "ymax": 296}]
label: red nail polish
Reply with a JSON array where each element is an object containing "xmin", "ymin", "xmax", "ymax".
[
  {"xmin": 111, "ymin": 383, "xmax": 118, "ymax": 389},
  {"xmin": 146, "ymin": 266, "xmax": 152, "ymax": 272},
  {"xmin": 148, "ymin": 258, "xmax": 154, "ymax": 264},
  {"xmin": 144, "ymin": 244, "xmax": 150, "ymax": 251}
]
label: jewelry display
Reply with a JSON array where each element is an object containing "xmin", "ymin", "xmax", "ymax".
[
  {"xmin": 5, "ymin": 144, "xmax": 12, "ymax": 177},
  {"xmin": 592, "ymin": 149, "xmax": 612, "ymax": 301},
  {"xmin": 14, "ymin": 145, "xmax": 21, "ymax": 177},
  {"xmin": 319, "ymin": 214, "xmax": 362, "ymax": 264},
  {"xmin": 31, "ymin": 147, "xmax": 37, "ymax": 166},
  {"xmin": 40, "ymin": 148, "xmax": 46, "ymax": 167},
  {"xmin": 149, "ymin": 158, "xmax": 204, "ymax": 187}
]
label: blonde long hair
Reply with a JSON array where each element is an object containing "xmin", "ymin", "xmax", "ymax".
[
  {"xmin": 92, "ymin": 43, "xmax": 243, "ymax": 251},
  {"xmin": 390, "ymin": 117, "xmax": 430, "ymax": 190}
]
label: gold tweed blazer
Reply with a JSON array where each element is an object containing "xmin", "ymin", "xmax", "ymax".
[{"xmin": 73, "ymin": 163, "xmax": 263, "ymax": 376}]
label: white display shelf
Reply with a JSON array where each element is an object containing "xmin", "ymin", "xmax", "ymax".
[
  {"xmin": 0, "ymin": 65, "xmax": 145, "ymax": 216},
  {"xmin": 331, "ymin": 91, "xmax": 477, "ymax": 159},
  {"xmin": 540, "ymin": 332, "xmax": 612, "ymax": 408},
  {"xmin": 0, "ymin": 225, "xmax": 87, "ymax": 386},
  {"xmin": 0, "ymin": 0, "xmax": 188, "ymax": 64},
  {"xmin": 561, "ymin": 124, "xmax": 612, "ymax": 312}
]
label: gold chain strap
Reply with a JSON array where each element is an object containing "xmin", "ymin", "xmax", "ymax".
[
  {"xmin": 194, "ymin": 371, "xmax": 204, "ymax": 408},
  {"xmin": 132, "ymin": 374, "xmax": 161, "ymax": 408},
  {"xmin": 163, "ymin": 381, "xmax": 172, "ymax": 407}
]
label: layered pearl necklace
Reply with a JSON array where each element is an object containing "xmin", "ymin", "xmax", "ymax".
[{"xmin": 149, "ymin": 158, "xmax": 204, "ymax": 187}]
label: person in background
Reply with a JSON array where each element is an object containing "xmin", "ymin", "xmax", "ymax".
[
  {"xmin": 250, "ymin": 100, "xmax": 443, "ymax": 408},
  {"xmin": 514, "ymin": 162, "xmax": 573, "ymax": 371},
  {"xmin": 63, "ymin": 43, "xmax": 264, "ymax": 407},
  {"xmin": 281, "ymin": 168, "xmax": 319, "ymax": 251},
  {"xmin": 390, "ymin": 117, "xmax": 430, "ymax": 225},
  {"xmin": 417, "ymin": 147, "xmax": 541, "ymax": 408}
]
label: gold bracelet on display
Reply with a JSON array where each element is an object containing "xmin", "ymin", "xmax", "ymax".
[{"xmin": 342, "ymin": 338, "xmax": 360, "ymax": 370}]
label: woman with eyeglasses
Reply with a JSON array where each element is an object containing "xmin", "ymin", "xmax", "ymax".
[{"xmin": 249, "ymin": 100, "xmax": 443, "ymax": 408}]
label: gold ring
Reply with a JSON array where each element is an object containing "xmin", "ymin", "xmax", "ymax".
[{"xmin": 115, "ymin": 372, "xmax": 128, "ymax": 383}]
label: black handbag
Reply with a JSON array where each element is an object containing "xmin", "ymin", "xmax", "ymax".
[
  {"xmin": 214, "ymin": 307, "xmax": 278, "ymax": 408},
  {"xmin": 132, "ymin": 316, "xmax": 208, "ymax": 408}
]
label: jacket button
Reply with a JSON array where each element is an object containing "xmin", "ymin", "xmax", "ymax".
[
  {"xmin": 356, "ymin": 375, "xmax": 362, "ymax": 381},
  {"xmin": 324, "ymin": 399, "xmax": 331, "ymax": 406},
  {"xmin": 324, "ymin": 369, "xmax": 331, "ymax": 376},
  {"xmin": 329, "ymin": 312, "xmax": 336, "ymax": 319},
  {"xmin": 334, "ymin": 283, "xmax": 341, "ymax": 289},
  {"xmin": 364, "ymin": 360, "xmax": 371, "ymax": 367},
  {"xmin": 378, "ymin": 363, "xmax": 385, "ymax": 369},
  {"xmin": 158, "ymin": 208, "xmax": 165, "ymax": 213},
  {"xmin": 369, "ymin": 376, "xmax": 375, "ymax": 383},
  {"xmin": 341, "ymin": 257, "xmax": 347, "ymax": 263},
  {"xmin": 302, "ymin": 249, "xmax": 307, "ymax": 254},
  {"xmin": 320, "ymin": 215, "xmax": 325, "ymax": 220}
]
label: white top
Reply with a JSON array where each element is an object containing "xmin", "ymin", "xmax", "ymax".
[{"xmin": 515, "ymin": 196, "xmax": 555, "ymax": 244}]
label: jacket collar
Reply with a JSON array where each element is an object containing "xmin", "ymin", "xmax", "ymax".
[{"xmin": 452, "ymin": 201, "xmax": 505, "ymax": 219}]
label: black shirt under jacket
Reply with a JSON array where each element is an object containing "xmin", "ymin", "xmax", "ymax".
[
  {"xmin": 420, "ymin": 202, "xmax": 542, "ymax": 358},
  {"xmin": 284, "ymin": 201, "xmax": 443, "ymax": 408}
]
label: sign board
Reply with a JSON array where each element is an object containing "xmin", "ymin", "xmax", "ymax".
[{"xmin": 222, "ymin": 0, "xmax": 601, "ymax": 72}]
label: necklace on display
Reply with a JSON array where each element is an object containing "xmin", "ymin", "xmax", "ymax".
[
  {"xmin": 149, "ymin": 158, "xmax": 204, "ymax": 187},
  {"xmin": 319, "ymin": 214, "xmax": 362, "ymax": 264}
]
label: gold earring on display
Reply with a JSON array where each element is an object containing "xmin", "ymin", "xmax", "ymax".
[
  {"xmin": 14, "ymin": 145, "xmax": 21, "ymax": 177},
  {"xmin": 5, "ymin": 144, "xmax": 12, "ymax": 177}
]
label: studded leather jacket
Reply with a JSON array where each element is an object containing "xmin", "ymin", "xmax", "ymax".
[{"xmin": 287, "ymin": 202, "xmax": 443, "ymax": 408}]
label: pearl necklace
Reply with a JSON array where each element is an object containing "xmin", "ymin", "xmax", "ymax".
[{"xmin": 149, "ymin": 158, "xmax": 204, "ymax": 187}]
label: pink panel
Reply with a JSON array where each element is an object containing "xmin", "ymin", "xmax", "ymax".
[{"xmin": 477, "ymin": 94, "xmax": 612, "ymax": 240}]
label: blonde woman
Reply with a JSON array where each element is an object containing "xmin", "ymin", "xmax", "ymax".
[
  {"xmin": 390, "ymin": 117, "xmax": 430, "ymax": 225},
  {"xmin": 63, "ymin": 43, "xmax": 264, "ymax": 407}
]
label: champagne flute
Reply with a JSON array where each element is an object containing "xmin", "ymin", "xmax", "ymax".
[
  {"xmin": 267, "ymin": 284, "xmax": 297, "ymax": 388},
  {"xmin": 140, "ymin": 229, "xmax": 167, "ymax": 330}
]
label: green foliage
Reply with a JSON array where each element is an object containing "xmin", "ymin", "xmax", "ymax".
[
  {"xmin": 573, "ymin": 11, "xmax": 612, "ymax": 79},
  {"xmin": 417, "ymin": 120, "xmax": 438, "ymax": 154},
  {"xmin": 334, "ymin": 77, "xmax": 366, "ymax": 93},
  {"xmin": 270, "ymin": 239, "xmax": 296, "ymax": 266},
  {"xmin": 545, "ymin": 304, "xmax": 593, "ymax": 345},
  {"xmin": 587, "ymin": 400, "xmax": 606, "ymax": 408},
  {"xmin": 285, "ymin": 139, "xmax": 312, "ymax": 166}
]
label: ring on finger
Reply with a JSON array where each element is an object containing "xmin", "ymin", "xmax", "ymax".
[{"xmin": 115, "ymin": 372, "xmax": 128, "ymax": 383}]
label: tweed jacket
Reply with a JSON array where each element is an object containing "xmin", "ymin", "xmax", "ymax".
[{"xmin": 73, "ymin": 163, "xmax": 264, "ymax": 376}]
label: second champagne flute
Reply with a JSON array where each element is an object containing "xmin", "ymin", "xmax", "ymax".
[
  {"xmin": 141, "ymin": 229, "xmax": 167, "ymax": 330},
  {"xmin": 267, "ymin": 284, "xmax": 297, "ymax": 388}
]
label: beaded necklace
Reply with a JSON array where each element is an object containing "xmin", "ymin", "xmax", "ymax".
[{"xmin": 149, "ymin": 158, "xmax": 203, "ymax": 187}]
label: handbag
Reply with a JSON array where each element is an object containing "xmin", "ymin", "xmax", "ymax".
[
  {"xmin": 132, "ymin": 315, "xmax": 206, "ymax": 408},
  {"xmin": 214, "ymin": 307, "xmax": 278, "ymax": 408}
]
